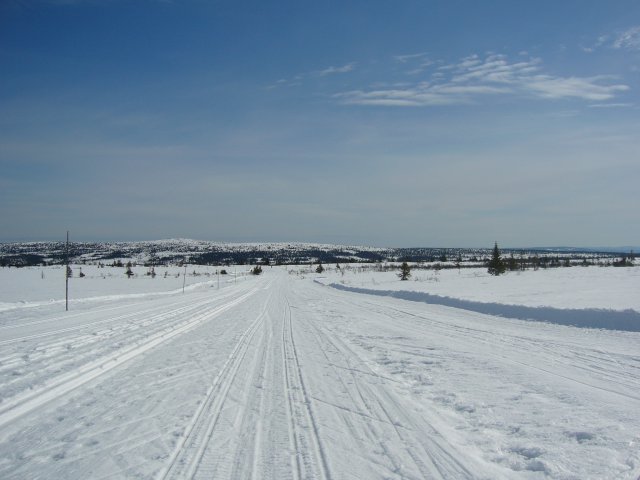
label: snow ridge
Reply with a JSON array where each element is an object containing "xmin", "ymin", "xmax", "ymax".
[{"xmin": 328, "ymin": 283, "xmax": 640, "ymax": 332}]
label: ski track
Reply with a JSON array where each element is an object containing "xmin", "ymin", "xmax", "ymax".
[
  {"xmin": 282, "ymin": 294, "xmax": 332, "ymax": 480},
  {"xmin": 158, "ymin": 281, "xmax": 273, "ymax": 480},
  {"xmin": 0, "ymin": 269, "xmax": 639, "ymax": 479},
  {"xmin": 0, "ymin": 284, "xmax": 260, "ymax": 430}
]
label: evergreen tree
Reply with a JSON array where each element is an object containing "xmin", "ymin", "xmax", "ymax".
[
  {"xmin": 316, "ymin": 263, "xmax": 324, "ymax": 274},
  {"xmin": 398, "ymin": 262, "xmax": 411, "ymax": 281},
  {"xmin": 251, "ymin": 265, "xmax": 263, "ymax": 275},
  {"xmin": 487, "ymin": 242, "xmax": 506, "ymax": 276},
  {"xmin": 455, "ymin": 254, "xmax": 462, "ymax": 272}
]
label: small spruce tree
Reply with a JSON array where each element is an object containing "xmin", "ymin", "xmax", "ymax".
[
  {"xmin": 316, "ymin": 263, "xmax": 324, "ymax": 274},
  {"xmin": 251, "ymin": 265, "xmax": 263, "ymax": 275},
  {"xmin": 487, "ymin": 242, "xmax": 506, "ymax": 276},
  {"xmin": 398, "ymin": 262, "xmax": 411, "ymax": 281}
]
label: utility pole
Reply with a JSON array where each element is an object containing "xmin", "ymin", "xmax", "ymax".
[{"xmin": 65, "ymin": 231, "xmax": 69, "ymax": 311}]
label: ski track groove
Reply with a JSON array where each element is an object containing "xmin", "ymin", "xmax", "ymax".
[
  {"xmin": 0, "ymin": 301, "xmax": 133, "ymax": 330},
  {"xmin": 228, "ymin": 297, "xmax": 273, "ymax": 480},
  {"xmin": 157, "ymin": 282, "xmax": 273, "ymax": 480},
  {"xmin": 296, "ymin": 286, "xmax": 490, "ymax": 479},
  {"xmin": 0, "ymin": 294, "xmax": 232, "ymax": 383},
  {"xmin": 282, "ymin": 299, "xmax": 302, "ymax": 480},
  {"xmin": 249, "ymin": 317, "xmax": 270, "ymax": 480},
  {"xmin": 375, "ymin": 302, "xmax": 640, "ymax": 402},
  {"xmin": 323, "ymin": 286, "xmax": 640, "ymax": 402},
  {"xmin": 0, "ymin": 288, "xmax": 240, "ymax": 347},
  {"xmin": 0, "ymin": 286, "xmax": 260, "ymax": 430},
  {"xmin": 3, "ymin": 272, "xmax": 638, "ymax": 480},
  {"xmin": 298, "ymin": 309, "xmax": 414, "ymax": 479},
  {"xmin": 283, "ymin": 295, "xmax": 332, "ymax": 480}
]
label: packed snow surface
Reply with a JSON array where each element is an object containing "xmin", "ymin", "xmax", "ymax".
[
  {"xmin": 0, "ymin": 266, "xmax": 638, "ymax": 479},
  {"xmin": 319, "ymin": 265, "xmax": 640, "ymax": 311}
]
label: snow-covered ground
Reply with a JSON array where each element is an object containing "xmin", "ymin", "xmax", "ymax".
[
  {"xmin": 0, "ymin": 264, "xmax": 250, "ymax": 312},
  {"xmin": 0, "ymin": 266, "xmax": 638, "ymax": 479},
  {"xmin": 318, "ymin": 265, "xmax": 640, "ymax": 311}
]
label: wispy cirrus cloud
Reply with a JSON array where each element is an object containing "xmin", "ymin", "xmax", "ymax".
[
  {"xmin": 588, "ymin": 102, "xmax": 634, "ymax": 108},
  {"xmin": 317, "ymin": 63, "xmax": 355, "ymax": 76},
  {"xmin": 267, "ymin": 62, "xmax": 355, "ymax": 89},
  {"xmin": 394, "ymin": 52, "xmax": 429, "ymax": 63},
  {"xmin": 336, "ymin": 53, "xmax": 629, "ymax": 107},
  {"xmin": 613, "ymin": 26, "xmax": 640, "ymax": 50},
  {"xmin": 583, "ymin": 26, "xmax": 640, "ymax": 53},
  {"xmin": 394, "ymin": 52, "xmax": 433, "ymax": 75},
  {"xmin": 525, "ymin": 75, "xmax": 628, "ymax": 100}
]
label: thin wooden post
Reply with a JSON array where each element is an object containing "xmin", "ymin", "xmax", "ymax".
[{"xmin": 65, "ymin": 231, "xmax": 69, "ymax": 311}]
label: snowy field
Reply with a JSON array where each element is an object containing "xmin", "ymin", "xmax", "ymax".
[
  {"xmin": 0, "ymin": 264, "xmax": 249, "ymax": 312},
  {"xmin": 317, "ymin": 264, "xmax": 640, "ymax": 311},
  {"xmin": 0, "ymin": 265, "xmax": 638, "ymax": 479}
]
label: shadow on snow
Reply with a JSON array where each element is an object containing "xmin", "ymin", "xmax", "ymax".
[{"xmin": 327, "ymin": 283, "xmax": 640, "ymax": 333}]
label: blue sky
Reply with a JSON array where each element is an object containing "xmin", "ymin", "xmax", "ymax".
[{"xmin": 1, "ymin": 0, "xmax": 639, "ymax": 247}]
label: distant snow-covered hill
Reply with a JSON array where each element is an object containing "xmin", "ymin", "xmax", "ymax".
[{"xmin": 0, "ymin": 239, "xmax": 630, "ymax": 267}]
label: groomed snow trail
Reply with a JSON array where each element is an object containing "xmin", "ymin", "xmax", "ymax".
[{"xmin": 0, "ymin": 269, "xmax": 638, "ymax": 479}]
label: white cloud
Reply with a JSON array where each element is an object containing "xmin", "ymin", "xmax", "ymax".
[
  {"xmin": 394, "ymin": 52, "xmax": 429, "ymax": 63},
  {"xmin": 525, "ymin": 75, "xmax": 629, "ymax": 100},
  {"xmin": 318, "ymin": 63, "xmax": 356, "ymax": 76},
  {"xmin": 613, "ymin": 26, "xmax": 640, "ymax": 50},
  {"xmin": 267, "ymin": 62, "xmax": 355, "ymax": 89},
  {"xmin": 583, "ymin": 27, "xmax": 640, "ymax": 52},
  {"xmin": 336, "ymin": 54, "xmax": 629, "ymax": 107},
  {"xmin": 334, "ymin": 88, "xmax": 464, "ymax": 107},
  {"xmin": 588, "ymin": 103, "xmax": 634, "ymax": 108}
]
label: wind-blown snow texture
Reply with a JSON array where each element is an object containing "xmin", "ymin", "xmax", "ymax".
[{"xmin": 0, "ymin": 266, "xmax": 638, "ymax": 479}]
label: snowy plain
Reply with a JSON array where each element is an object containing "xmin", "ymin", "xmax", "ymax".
[
  {"xmin": 317, "ymin": 264, "xmax": 640, "ymax": 311},
  {"xmin": 0, "ymin": 264, "xmax": 246, "ymax": 312},
  {"xmin": 0, "ymin": 264, "xmax": 638, "ymax": 479}
]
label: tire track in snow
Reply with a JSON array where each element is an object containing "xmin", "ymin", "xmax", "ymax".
[{"xmin": 0, "ymin": 286, "xmax": 261, "ymax": 430}]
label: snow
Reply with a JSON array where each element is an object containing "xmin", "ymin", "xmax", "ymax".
[
  {"xmin": 0, "ymin": 264, "xmax": 247, "ymax": 312},
  {"xmin": 318, "ymin": 265, "xmax": 640, "ymax": 311},
  {"xmin": 0, "ymin": 265, "xmax": 638, "ymax": 479}
]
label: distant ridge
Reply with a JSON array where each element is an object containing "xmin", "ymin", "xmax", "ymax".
[
  {"xmin": 531, "ymin": 246, "xmax": 638, "ymax": 254},
  {"xmin": 0, "ymin": 239, "xmax": 632, "ymax": 267}
]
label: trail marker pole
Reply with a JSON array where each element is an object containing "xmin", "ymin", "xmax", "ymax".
[
  {"xmin": 65, "ymin": 231, "xmax": 69, "ymax": 311},
  {"xmin": 182, "ymin": 264, "xmax": 187, "ymax": 294}
]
